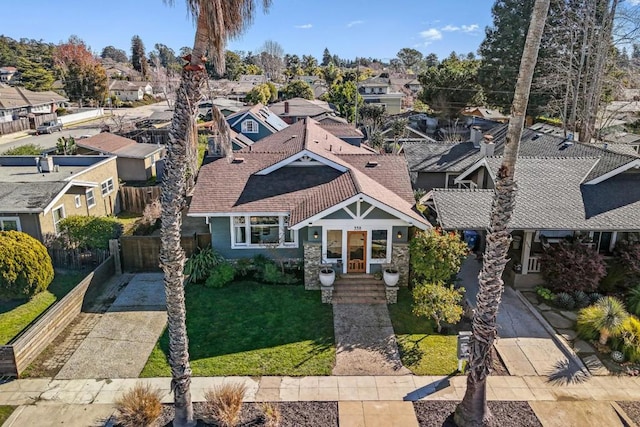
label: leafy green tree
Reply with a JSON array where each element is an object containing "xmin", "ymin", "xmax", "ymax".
[
  {"xmin": 54, "ymin": 36, "xmax": 108, "ymax": 105},
  {"xmin": 100, "ymin": 45, "xmax": 128, "ymax": 63},
  {"xmin": 282, "ymin": 80, "xmax": 314, "ymax": 99},
  {"xmin": 301, "ymin": 54, "xmax": 319, "ymax": 75},
  {"xmin": 322, "ymin": 81, "xmax": 362, "ymax": 123},
  {"xmin": 17, "ymin": 57, "xmax": 54, "ymax": 91},
  {"xmin": 284, "ymin": 53, "xmax": 302, "ymax": 77},
  {"xmin": 154, "ymin": 43, "xmax": 178, "ymax": 69},
  {"xmin": 412, "ymin": 281, "xmax": 464, "ymax": 333},
  {"xmin": 424, "ymin": 53, "xmax": 439, "ymax": 67},
  {"xmin": 58, "ymin": 215, "xmax": 123, "ymax": 250},
  {"xmin": 56, "ymin": 136, "xmax": 77, "ymax": 155},
  {"xmin": 359, "ymin": 103, "xmax": 386, "ymax": 141},
  {"xmin": 409, "ymin": 229, "xmax": 469, "ymax": 284},
  {"xmin": 2, "ymin": 144, "xmax": 44, "ymax": 155},
  {"xmin": 418, "ymin": 53, "xmax": 483, "ymax": 118},
  {"xmin": 321, "ymin": 62, "xmax": 343, "ymax": 86},
  {"xmin": 0, "ymin": 231, "xmax": 54, "ymax": 299},
  {"xmin": 397, "ymin": 47, "xmax": 424, "ymax": 71},
  {"xmin": 246, "ymin": 82, "xmax": 277, "ymax": 104},
  {"xmin": 131, "ymin": 35, "xmax": 149, "ymax": 78}
]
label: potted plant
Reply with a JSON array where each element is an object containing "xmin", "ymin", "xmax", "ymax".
[
  {"xmin": 319, "ymin": 267, "xmax": 335, "ymax": 287},
  {"xmin": 383, "ymin": 267, "xmax": 400, "ymax": 287}
]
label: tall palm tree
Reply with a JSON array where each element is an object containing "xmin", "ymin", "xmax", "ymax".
[
  {"xmin": 160, "ymin": 2, "xmax": 270, "ymax": 426},
  {"xmin": 454, "ymin": 1, "xmax": 550, "ymax": 425}
]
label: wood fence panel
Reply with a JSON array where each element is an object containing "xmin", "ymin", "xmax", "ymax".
[
  {"xmin": 0, "ymin": 256, "xmax": 115, "ymax": 377},
  {"xmin": 120, "ymin": 234, "xmax": 210, "ymax": 272},
  {"xmin": 31, "ymin": 113, "xmax": 57, "ymax": 128},
  {"xmin": 119, "ymin": 186, "xmax": 161, "ymax": 214},
  {"xmin": 0, "ymin": 118, "xmax": 29, "ymax": 135}
]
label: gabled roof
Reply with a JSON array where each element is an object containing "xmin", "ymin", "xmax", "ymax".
[
  {"xmin": 461, "ymin": 106, "xmax": 508, "ymax": 122},
  {"xmin": 190, "ymin": 119, "xmax": 428, "ymax": 228},
  {"xmin": 431, "ymin": 157, "xmax": 640, "ymax": 231},
  {"xmin": 268, "ymin": 98, "xmax": 333, "ymax": 118},
  {"xmin": 226, "ymin": 103, "xmax": 288, "ymax": 134},
  {"xmin": 108, "ymin": 80, "xmax": 150, "ymax": 91},
  {"xmin": 0, "ymin": 84, "xmax": 68, "ymax": 109},
  {"xmin": 405, "ymin": 124, "xmax": 639, "ymax": 181},
  {"xmin": 319, "ymin": 122, "xmax": 364, "ymax": 138},
  {"xmin": 78, "ymin": 133, "xmax": 163, "ymax": 159}
]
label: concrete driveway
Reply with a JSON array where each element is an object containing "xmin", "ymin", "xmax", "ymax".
[{"xmin": 55, "ymin": 273, "xmax": 167, "ymax": 379}]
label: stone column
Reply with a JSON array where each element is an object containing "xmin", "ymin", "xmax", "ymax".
[
  {"xmin": 304, "ymin": 242, "xmax": 321, "ymax": 290},
  {"xmin": 391, "ymin": 243, "xmax": 410, "ymax": 287}
]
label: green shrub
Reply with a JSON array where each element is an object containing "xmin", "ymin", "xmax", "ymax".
[
  {"xmin": 233, "ymin": 258, "xmax": 253, "ymax": 278},
  {"xmin": 589, "ymin": 292, "xmax": 604, "ymax": 305},
  {"xmin": 615, "ymin": 240, "xmax": 640, "ymax": 282},
  {"xmin": 58, "ymin": 215, "xmax": 123, "ymax": 250},
  {"xmin": 262, "ymin": 262, "xmax": 297, "ymax": 285},
  {"xmin": 555, "ymin": 292, "xmax": 575, "ymax": 310},
  {"xmin": 2, "ymin": 143, "xmax": 45, "ymax": 155},
  {"xmin": 541, "ymin": 242, "xmax": 606, "ymax": 293},
  {"xmin": 205, "ymin": 262, "xmax": 235, "ymax": 288},
  {"xmin": 577, "ymin": 297, "xmax": 629, "ymax": 345},
  {"xmin": 627, "ymin": 285, "xmax": 640, "ymax": 316},
  {"xmin": 535, "ymin": 286, "xmax": 554, "ymax": 302},
  {"xmin": 412, "ymin": 281, "xmax": 464, "ymax": 333},
  {"xmin": 600, "ymin": 260, "xmax": 628, "ymax": 293},
  {"xmin": 409, "ymin": 229, "xmax": 469, "ymax": 284},
  {"xmin": 573, "ymin": 290, "xmax": 591, "ymax": 309},
  {"xmin": 617, "ymin": 316, "xmax": 640, "ymax": 363},
  {"xmin": 0, "ymin": 231, "xmax": 54, "ymax": 299},
  {"xmin": 184, "ymin": 248, "xmax": 224, "ymax": 285}
]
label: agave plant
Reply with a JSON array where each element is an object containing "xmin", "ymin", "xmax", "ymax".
[
  {"xmin": 589, "ymin": 292, "xmax": 604, "ymax": 305},
  {"xmin": 573, "ymin": 290, "xmax": 590, "ymax": 309},
  {"xmin": 555, "ymin": 292, "xmax": 575, "ymax": 310},
  {"xmin": 627, "ymin": 285, "xmax": 640, "ymax": 317},
  {"xmin": 577, "ymin": 296, "xmax": 629, "ymax": 345}
]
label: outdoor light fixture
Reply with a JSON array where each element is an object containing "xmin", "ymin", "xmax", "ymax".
[
  {"xmin": 313, "ymin": 231, "xmax": 319, "ymax": 239},
  {"xmin": 397, "ymin": 231, "xmax": 403, "ymax": 239}
]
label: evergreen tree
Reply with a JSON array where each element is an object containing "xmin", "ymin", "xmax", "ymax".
[
  {"xmin": 131, "ymin": 35, "xmax": 149, "ymax": 78},
  {"xmin": 17, "ymin": 57, "xmax": 54, "ymax": 91},
  {"xmin": 101, "ymin": 45, "xmax": 128, "ymax": 63},
  {"xmin": 321, "ymin": 47, "xmax": 332, "ymax": 66}
]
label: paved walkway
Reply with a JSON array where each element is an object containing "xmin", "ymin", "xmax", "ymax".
[
  {"xmin": 2, "ymin": 374, "xmax": 640, "ymax": 426},
  {"xmin": 458, "ymin": 256, "xmax": 582, "ymax": 376},
  {"xmin": 332, "ymin": 303, "xmax": 411, "ymax": 376},
  {"xmin": 55, "ymin": 273, "xmax": 167, "ymax": 379}
]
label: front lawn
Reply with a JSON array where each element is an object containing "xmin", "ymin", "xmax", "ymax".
[
  {"xmin": 0, "ymin": 271, "xmax": 86, "ymax": 345},
  {"xmin": 141, "ymin": 281, "xmax": 335, "ymax": 377},
  {"xmin": 388, "ymin": 288, "xmax": 460, "ymax": 375},
  {"xmin": 0, "ymin": 406, "xmax": 16, "ymax": 425}
]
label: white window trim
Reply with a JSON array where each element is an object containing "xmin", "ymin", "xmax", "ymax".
[
  {"xmin": 241, "ymin": 119, "xmax": 259, "ymax": 134},
  {"xmin": 0, "ymin": 216, "xmax": 22, "ymax": 232},
  {"xmin": 101, "ymin": 177, "xmax": 114, "ymax": 196},
  {"xmin": 230, "ymin": 215, "xmax": 299, "ymax": 249},
  {"xmin": 52, "ymin": 205, "xmax": 65, "ymax": 234},
  {"xmin": 74, "ymin": 195, "xmax": 82, "ymax": 208},
  {"xmin": 86, "ymin": 189, "xmax": 96, "ymax": 208}
]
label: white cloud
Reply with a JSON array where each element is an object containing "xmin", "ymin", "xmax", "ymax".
[
  {"xmin": 347, "ymin": 20, "xmax": 364, "ymax": 28},
  {"xmin": 295, "ymin": 24, "xmax": 312, "ymax": 29},
  {"xmin": 628, "ymin": 0, "xmax": 640, "ymax": 4},
  {"xmin": 462, "ymin": 24, "xmax": 479, "ymax": 33},
  {"xmin": 419, "ymin": 28, "xmax": 443, "ymax": 41},
  {"xmin": 442, "ymin": 25, "xmax": 460, "ymax": 32}
]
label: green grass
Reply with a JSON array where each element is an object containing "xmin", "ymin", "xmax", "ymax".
[
  {"xmin": 0, "ymin": 406, "xmax": 16, "ymax": 425},
  {"xmin": 115, "ymin": 211, "xmax": 143, "ymax": 235},
  {"xmin": 141, "ymin": 281, "xmax": 335, "ymax": 377},
  {"xmin": 388, "ymin": 288, "xmax": 460, "ymax": 375},
  {"xmin": 0, "ymin": 272, "xmax": 86, "ymax": 345}
]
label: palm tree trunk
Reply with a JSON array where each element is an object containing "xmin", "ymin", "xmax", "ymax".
[
  {"xmin": 160, "ymin": 13, "xmax": 210, "ymax": 427},
  {"xmin": 454, "ymin": 1, "xmax": 550, "ymax": 425}
]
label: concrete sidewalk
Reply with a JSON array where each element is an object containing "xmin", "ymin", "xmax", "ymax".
[{"xmin": 2, "ymin": 374, "xmax": 640, "ymax": 426}]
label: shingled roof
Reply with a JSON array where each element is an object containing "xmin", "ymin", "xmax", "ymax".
[
  {"xmin": 190, "ymin": 119, "xmax": 428, "ymax": 228},
  {"xmin": 431, "ymin": 157, "xmax": 640, "ymax": 231},
  {"xmin": 77, "ymin": 133, "xmax": 163, "ymax": 159}
]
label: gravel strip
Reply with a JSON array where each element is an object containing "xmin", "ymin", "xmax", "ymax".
[
  {"xmin": 413, "ymin": 401, "xmax": 542, "ymax": 427},
  {"xmin": 156, "ymin": 401, "xmax": 338, "ymax": 427},
  {"xmin": 617, "ymin": 401, "xmax": 640, "ymax": 425}
]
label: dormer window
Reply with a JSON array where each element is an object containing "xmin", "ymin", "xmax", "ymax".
[{"xmin": 242, "ymin": 119, "xmax": 259, "ymax": 134}]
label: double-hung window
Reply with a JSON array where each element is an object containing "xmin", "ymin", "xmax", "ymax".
[
  {"xmin": 52, "ymin": 206, "xmax": 65, "ymax": 234},
  {"xmin": 101, "ymin": 178, "xmax": 114, "ymax": 196},
  {"xmin": 231, "ymin": 215, "xmax": 297, "ymax": 248},
  {"xmin": 86, "ymin": 189, "xmax": 96, "ymax": 208},
  {"xmin": 0, "ymin": 217, "xmax": 20, "ymax": 231}
]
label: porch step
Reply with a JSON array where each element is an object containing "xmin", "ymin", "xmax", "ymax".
[
  {"xmin": 332, "ymin": 296, "xmax": 387, "ymax": 304},
  {"xmin": 332, "ymin": 280, "xmax": 387, "ymax": 304},
  {"xmin": 334, "ymin": 278, "xmax": 383, "ymax": 286}
]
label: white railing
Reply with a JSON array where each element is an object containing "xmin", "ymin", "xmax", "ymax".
[
  {"xmin": 457, "ymin": 180, "xmax": 478, "ymax": 190},
  {"xmin": 527, "ymin": 256, "xmax": 542, "ymax": 273}
]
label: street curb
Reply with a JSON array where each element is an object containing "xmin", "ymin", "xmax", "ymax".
[{"xmin": 514, "ymin": 289, "xmax": 588, "ymax": 373}]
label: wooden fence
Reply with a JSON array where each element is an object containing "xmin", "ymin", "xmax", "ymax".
[
  {"xmin": 119, "ymin": 185, "xmax": 162, "ymax": 214},
  {"xmin": 0, "ymin": 256, "xmax": 115, "ymax": 377},
  {"xmin": 48, "ymin": 248, "xmax": 110, "ymax": 270},
  {"xmin": 0, "ymin": 118, "xmax": 29, "ymax": 135},
  {"xmin": 120, "ymin": 233, "xmax": 211, "ymax": 272}
]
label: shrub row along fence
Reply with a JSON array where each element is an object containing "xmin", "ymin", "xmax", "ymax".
[
  {"xmin": 120, "ymin": 233, "xmax": 211, "ymax": 272},
  {"xmin": 48, "ymin": 248, "xmax": 110, "ymax": 270},
  {"xmin": 119, "ymin": 185, "xmax": 161, "ymax": 214},
  {"xmin": 0, "ymin": 256, "xmax": 115, "ymax": 377}
]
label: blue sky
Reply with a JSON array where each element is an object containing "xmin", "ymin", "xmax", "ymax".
[{"xmin": 2, "ymin": 0, "xmax": 494, "ymax": 62}]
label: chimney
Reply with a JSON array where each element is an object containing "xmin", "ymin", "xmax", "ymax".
[
  {"xmin": 480, "ymin": 134, "xmax": 495, "ymax": 157},
  {"xmin": 284, "ymin": 101, "xmax": 289, "ymax": 114},
  {"xmin": 470, "ymin": 126, "xmax": 483, "ymax": 148},
  {"xmin": 41, "ymin": 155, "xmax": 54, "ymax": 173}
]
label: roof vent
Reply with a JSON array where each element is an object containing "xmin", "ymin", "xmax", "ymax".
[
  {"xmin": 603, "ymin": 143, "xmax": 609, "ymax": 151},
  {"xmin": 232, "ymin": 157, "xmax": 245, "ymax": 163},
  {"xmin": 366, "ymin": 160, "xmax": 379, "ymax": 167},
  {"xmin": 531, "ymin": 133, "xmax": 542, "ymax": 140}
]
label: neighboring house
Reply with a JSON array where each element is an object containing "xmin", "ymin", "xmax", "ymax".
[
  {"xmin": 0, "ymin": 67, "xmax": 18, "ymax": 83},
  {"xmin": 295, "ymin": 75, "xmax": 323, "ymax": 86},
  {"xmin": 227, "ymin": 74, "xmax": 269, "ymax": 100},
  {"xmin": 268, "ymin": 98, "xmax": 334, "ymax": 124},
  {"xmin": 0, "ymin": 84, "xmax": 68, "ymax": 123},
  {"xmin": 603, "ymin": 132, "xmax": 640, "ymax": 154},
  {"xmin": 188, "ymin": 118, "xmax": 429, "ymax": 289},
  {"xmin": 358, "ymin": 77, "xmax": 404, "ymax": 115},
  {"xmin": 318, "ymin": 122, "xmax": 365, "ymax": 147},
  {"xmin": 0, "ymin": 155, "xmax": 120, "ymax": 242},
  {"xmin": 109, "ymin": 80, "xmax": 153, "ymax": 101},
  {"xmin": 76, "ymin": 133, "xmax": 165, "ymax": 182},
  {"xmin": 380, "ymin": 124, "xmax": 436, "ymax": 150},
  {"xmin": 461, "ymin": 106, "xmax": 509, "ymax": 123},
  {"xmin": 226, "ymin": 103, "xmax": 288, "ymax": 143},
  {"xmin": 198, "ymin": 97, "xmax": 245, "ymax": 117},
  {"xmin": 430, "ymin": 155, "xmax": 640, "ymax": 288}
]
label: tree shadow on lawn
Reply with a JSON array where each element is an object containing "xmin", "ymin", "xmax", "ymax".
[{"xmin": 155, "ymin": 281, "xmax": 335, "ymax": 368}]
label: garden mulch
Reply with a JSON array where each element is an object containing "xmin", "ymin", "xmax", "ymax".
[
  {"xmin": 156, "ymin": 402, "xmax": 338, "ymax": 427},
  {"xmin": 617, "ymin": 401, "xmax": 640, "ymax": 425},
  {"xmin": 413, "ymin": 401, "xmax": 542, "ymax": 427}
]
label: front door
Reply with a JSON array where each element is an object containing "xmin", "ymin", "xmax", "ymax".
[{"xmin": 347, "ymin": 231, "xmax": 367, "ymax": 273}]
